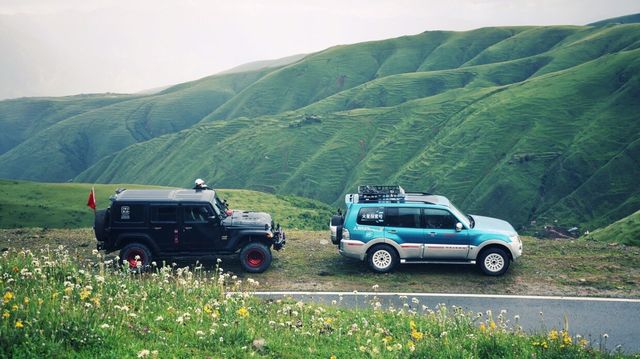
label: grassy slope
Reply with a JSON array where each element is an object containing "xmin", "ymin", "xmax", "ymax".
[
  {"xmin": 583, "ymin": 210, "xmax": 640, "ymax": 246},
  {"xmin": 0, "ymin": 180, "xmax": 333, "ymax": 230},
  {"xmin": 0, "ymin": 94, "xmax": 138, "ymax": 154},
  {"xmin": 1, "ymin": 23, "xmax": 639, "ymax": 232},
  {"xmin": 76, "ymin": 42, "xmax": 640, "ymax": 231},
  {"xmin": 0, "ymin": 69, "xmax": 272, "ymax": 181}
]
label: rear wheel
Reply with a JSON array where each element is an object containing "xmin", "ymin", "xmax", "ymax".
[
  {"xmin": 478, "ymin": 247, "xmax": 510, "ymax": 276},
  {"xmin": 119, "ymin": 243, "xmax": 152, "ymax": 271},
  {"xmin": 367, "ymin": 244, "xmax": 399, "ymax": 273},
  {"xmin": 240, "ymin": 242, "xmax": 272, "ymax": 273}
]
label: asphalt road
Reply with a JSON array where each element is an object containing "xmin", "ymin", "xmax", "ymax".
[{"xmin": 251, "ymin": 291, "xmax": 640, "ymax": 353}]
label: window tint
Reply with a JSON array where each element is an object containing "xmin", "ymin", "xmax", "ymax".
[
  {"xmin": 424, "ymin": 208, "xmax": 457, "ymax": 229},
  {"xmin": 184, "ymin": 205, "xmax": 211, "ymax": 223},
  {"xmin": 357, "ymin": 207, "xmax": 384, "ymax": 225},
  {"xmin": 385, "ymin": 207, "xmax": 421, "ymax": 228},
  {"xmin": 150, "ymin": 206, "xmax": 177, "ymax": 223},
  {"xmin": 114, "ymin": 204, "xmax": 144, "ymax": 223}
]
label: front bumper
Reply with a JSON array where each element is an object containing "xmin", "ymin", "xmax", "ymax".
[{"xmin": 273, "ymin": 229, "xmax": 286, "ymax": 250}]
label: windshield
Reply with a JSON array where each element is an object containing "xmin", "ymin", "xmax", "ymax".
[
  {"xmin": 213, "ymin": 194, "xmax": 228, "ymax": 219},
  {"xmin": 448, "ymin": 202, "xmax": 471, "ymax": 228}
]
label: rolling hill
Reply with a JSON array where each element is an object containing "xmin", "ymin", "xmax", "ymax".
[{"xmin": 0, "ymin": 16, "xmax": 639, "ymax": 232}]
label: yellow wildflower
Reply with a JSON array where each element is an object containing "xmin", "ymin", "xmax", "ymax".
[
  {"xmin": 382, "ymin": 336, "xmax": 393, "ymax": 344},
  {"xmin": 23, "ymin": 297, "xmax": 30, "ymax": 305},
  {"xmin": 3, "ymin": 291, "xmax": 14, "ymax": 303},
  {"xmin": 330, "ymin": 355, "xmax": 337, "ymax": 359},
  {"xmin": 2, "ymin": 311, "xmax": 9, "ymax": 319},
  {"xmin": 409, "ymin": 320, "xmax": 417, "ymax": 330},
  {"xmin": 15, "ymin": 320, "xmax": 24, "ymax": 329},
  {"xmin": 479, "ymin": 323, "xmax": 486, "ymax": 333},
  {"xmin": 548, "ymin": 329, "xmax": 559, "ymax": 341},
  {"xmin": 79, "ymin": 288, "xmax": 91, "ymax": 301},
  {"xmin": 579, "ymin": 338, "xmax": 589, "ymax": 348},
  {"xmin": 38, "ymin": 298, "xmax": 44, "ymax": 305},
  {"xmin": 64, "ymin": 287, "xmax": 73, "ymax": 296},
  {"xmin": 204, "ymin": 304, "xmax": 213, "ymax": 314},
  {"xmin": 11, "ymin": 305, "xmax": 18, "ymax": 311},
  {"xmin": 489, "ymin": 320, "xmax": 496, "ymax": 331},
  {"xmin": 92, "ymin": 297, "xmax": 101, "ymax": 307},
  {"xmin": 407, "ymin": 341, "xmax": 416, "ymax": 352},
  {"xmin": 411, "ymin": 330, "xmax": 424, "ymax": 341},
  {"xmin": 237, "ymin": 307, "xmax": 249, "ymax": 318},
  {"xmin": 562, "ymin": 331, "xmax": 572, "ymax": 345},
  {"xmin": 324, "ymin": 318, "xmax": 334, "ymax": 325}
]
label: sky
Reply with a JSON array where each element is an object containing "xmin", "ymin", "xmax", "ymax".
[{"xmin": 1, "ymin": 0, "xmax": 639, "ymax": 99}]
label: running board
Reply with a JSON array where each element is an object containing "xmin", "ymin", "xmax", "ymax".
[{"xmin": 401, "ymin": 259, "xmax": 476, "ymax": 265}]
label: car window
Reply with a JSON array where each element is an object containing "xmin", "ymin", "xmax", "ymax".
[
  {"xmin": 356, "ymin": 207, "xmax": 384, "ymax": 225},
  {"xmin": 150, "ymin": 205, "xmax": 178, "ymax": 223},
  {"xmin": 184, "ymin": 205, "xmax": 211, "ymax": 223},
  {"xmin": 423, "ymin": 208, "xmax": 457, "ymax": 229},
  {"xmin": 385, "ymin": 207, "xmax": 421, "ymax": 228},
  {"xmin": 114, "ymin": 204, "xmax": 144, "ymax": 223}
]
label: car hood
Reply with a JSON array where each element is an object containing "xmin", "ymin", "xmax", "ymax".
[
  {"xmin": 222, "ymin": 210, "xmax": 272, "ymax": 229},
  {"xmin": 470, "ymin": 215, "xmax": 517, "ymax": 236}
]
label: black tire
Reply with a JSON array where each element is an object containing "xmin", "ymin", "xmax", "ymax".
[
  {"xmin": 478, "ymin": 247, "xmax": 510, "ymax": 276},
  {"xmin": 240, "ymin": 242, "xmax": 272, "ymax": 273},
  {"xmin": 367, "ymin": 244, "xmax": 399, "ymax": 273},
  {"xmin": 330, "ymin": 214, "xmax": 344, "ymax": 245},
  {"xmin": 120, "ymin": 243, "xmax": 152, "ymax": 271},
  {"xmin": 94, "ymin": 209, "xmax": 108, "ymax": 241}
]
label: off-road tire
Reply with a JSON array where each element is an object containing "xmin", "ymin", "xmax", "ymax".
[
  {"xmin": 240, "ymin": 242, "xmax": 272, "ymax": 273},
  {"xmin": 367, "ymin": 244, "xmax": 399, "ymax": 273},
  {"xmin": 120, "ymin": 243, "xmax": 153, "ymax": 271}
]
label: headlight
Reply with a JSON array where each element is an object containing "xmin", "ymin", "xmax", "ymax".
[{"xmin": 509, "ymin": 234, "xmax": 520, "ymax": 243}]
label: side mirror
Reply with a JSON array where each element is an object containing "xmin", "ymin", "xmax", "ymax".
[{"xmin": 455, "ymin": 222, "xmax": 463, "ymax": 232}]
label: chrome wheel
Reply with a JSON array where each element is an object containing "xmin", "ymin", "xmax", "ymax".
[
  {"xmin": 484, "ymin": 253, "xmax": 505, "ymax": 273},
  {"xmin": 372, "ymin": 249, "xmax": 392, "ymax": 270}
]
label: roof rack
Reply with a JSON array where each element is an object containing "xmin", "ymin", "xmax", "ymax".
[{"xmin": 345, "ymin": 185, "xmax": 406, "ymax": 204}]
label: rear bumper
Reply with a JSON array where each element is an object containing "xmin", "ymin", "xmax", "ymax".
[{"xmin": 338, "ymin": 240, "xmax": 367, "ymax": 260}]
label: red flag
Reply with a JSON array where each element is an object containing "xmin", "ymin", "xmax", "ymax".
[{"xmin": 87, "ymin": 187, "xmax": 96, "ymax": 212}]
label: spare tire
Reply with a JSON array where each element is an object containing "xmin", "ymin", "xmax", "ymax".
[
  {"xmin": 94, "ymin": 209, "xmax": 108, "ymax": 242},
  {"xmin": 330, "ymin": 214, "xmax": 344, "ymax": 245}
]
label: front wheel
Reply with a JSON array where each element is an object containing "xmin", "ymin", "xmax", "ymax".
[
  {"xmin": 367, "ymin": 245, "xmax": 399, "ymax": 273},
  {"xmin": 478, "ymin": 247, "xmax": 510, "ymax": 276},
  {"xmin": 240, "ymin": 242, "xmax": 272, "ymax": 273}
]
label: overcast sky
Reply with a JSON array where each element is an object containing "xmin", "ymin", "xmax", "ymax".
[{"xmin": 1, "ymin": 0, "xmax": 639, "ymax": 99}]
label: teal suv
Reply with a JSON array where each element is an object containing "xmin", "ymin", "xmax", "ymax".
[{"xmin": 330, "ymin": 186, "xmax": 522, "ymax": 276}]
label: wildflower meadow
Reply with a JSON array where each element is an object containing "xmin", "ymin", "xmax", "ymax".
[{"xmin": 0, "ymin": 246, "xmax": 635, "ymax": 358}]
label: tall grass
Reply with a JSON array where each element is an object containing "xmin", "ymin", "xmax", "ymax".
[{"xmin": 0, "ymin": 246, "xmax": 630, "ymax": 358}]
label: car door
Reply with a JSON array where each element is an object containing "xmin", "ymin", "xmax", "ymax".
[
  {"xmin": 383, "ymin": 207, "xmax": 424, "ymax": 259},
  {"xmin": 149, "ymin": 204, "xmax": 179, "ymax": 251},
  {"xmin": 181, "ymin": 204, "xmax": 223, "ymax": 251},
  {"xmin": 422, "ymin": 208, "xmax": 470, "ymax": 259}
]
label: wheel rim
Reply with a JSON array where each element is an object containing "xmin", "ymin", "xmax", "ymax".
[
  {"xmin": 126, "ymin": 249, "xmax": 144, "ymax": 269},
  {"xmin": 246, "ymin": 250, "xmax": 264, "ymax": 267},
  {"xmin": 484, "ymin": 253, "xmax": 505, "ymax": 272},
  {"xmin": 372, "ymin": 250, "xmax": 392, "ymax": 269}
]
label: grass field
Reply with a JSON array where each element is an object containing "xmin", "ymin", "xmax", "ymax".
[
  {"xmin": 583, "ymin": 211, "xmax": 640, "ymax": 247},
  {"xmin": 2, "ymin": 228, "xmax": 638, "ymax": 298},
  {"xmin": 1, "ymin": 236, "xmax": 633, "ymax": 358}
]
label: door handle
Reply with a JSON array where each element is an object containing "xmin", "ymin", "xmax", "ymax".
[
  {"xmin": 153, "ymin": 227, "xmax": 162, "ymax": 230},
  {"xmin": 428, "ymin": 232, "xmax": 436, "ymax": 237},
  {"xmin": 184, "ymin": 226, "xmax": 192, "ymax": 230},
  {"xmin": 387, "ymin": 230, "xmax": 397, "ymax": 234}
]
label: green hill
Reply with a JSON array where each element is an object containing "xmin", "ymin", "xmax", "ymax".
[
  {"xmin": 0, "ymin": 19, "xmax": 639, "ymax": 232},
  {"xmin": 583, "ymin": 210, "xmax": 640, "ymax": 246},
  {"xmin": 0, "ymin": 179, "xmax": 333, "ymax": 230}
]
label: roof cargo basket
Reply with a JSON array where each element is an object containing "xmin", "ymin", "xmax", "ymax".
[{"xmin": 345, "ymin": 185, "xmax": 406, "ymax": 204}]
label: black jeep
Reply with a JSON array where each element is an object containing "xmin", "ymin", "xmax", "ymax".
[{"xmin": 94, "ymin": 188, "xmax": 285, "ymax": 273}]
